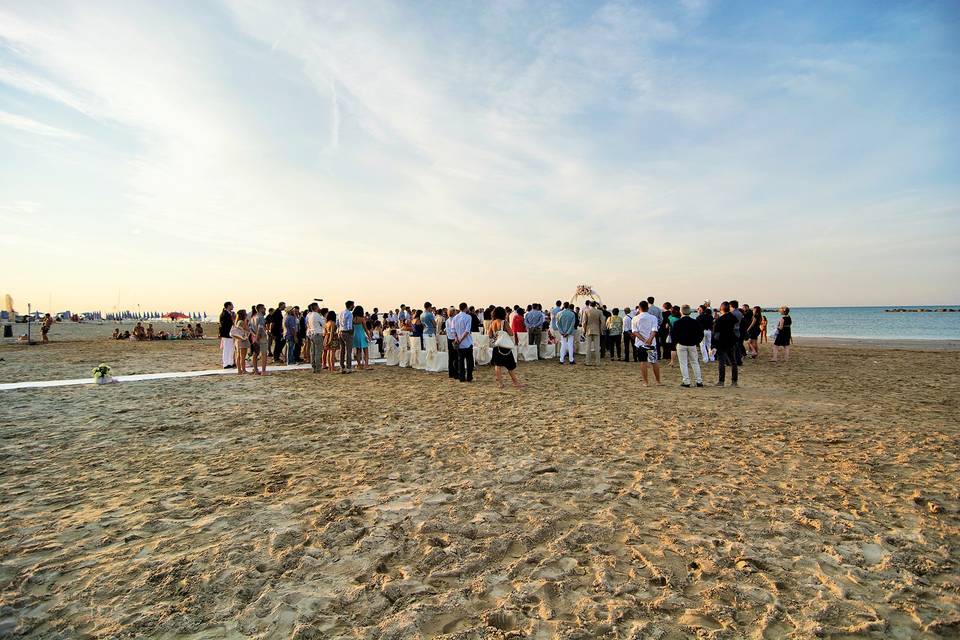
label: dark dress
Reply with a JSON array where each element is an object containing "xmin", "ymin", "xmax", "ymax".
[
  {"xmin": 774, "ymin": 315, "xmax": 792, "ymax": 346},
  {"xmin": 492, "ymin": 346, "xmax": 517, "ymax": 370},
  {"xmin": 490, "ymin": 322, "xmax": 517, "ymax": 371}
]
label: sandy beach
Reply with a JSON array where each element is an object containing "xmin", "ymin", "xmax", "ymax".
[{"xmin": 1, "ymin": 325, "xmax": 958, "ymax": 638}]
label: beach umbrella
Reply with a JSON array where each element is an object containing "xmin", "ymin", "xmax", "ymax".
[{"xmin": 162, "ymin": 311, "xmax": 189, "ymax": 320}]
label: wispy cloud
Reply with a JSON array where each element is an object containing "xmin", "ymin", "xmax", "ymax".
[{"xmin": 0, "ymin": 109, "xmax": 81, "ymax": 139}]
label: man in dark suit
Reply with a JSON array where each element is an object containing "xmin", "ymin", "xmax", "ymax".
[{"xmin": 219, "ymin": 301, "xmax": 235, "ymax": 368}]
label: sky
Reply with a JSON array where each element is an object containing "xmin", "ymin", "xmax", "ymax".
[{"xmin": 0, "ymin": 0, "xmax": 958, "ymax": 314}]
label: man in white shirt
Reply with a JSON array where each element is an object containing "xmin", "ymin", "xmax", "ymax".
[
  {"xmin": 450, "ymin": 302, "xmax": 475, "ymax": 382},
  {"xmin": 622, "ymin": 307, "xmax": 635, "ymax": 363},
  {"xmin": 306, "ymin": 302, "xmax": 324, "ymax": 373},
  {"xmin": 633, "ymin": 300, "xmax": 661, "ymax": 386},
  {"xmin": 338, "ymin": 301, "xmax": 355, "ymax": 373}
]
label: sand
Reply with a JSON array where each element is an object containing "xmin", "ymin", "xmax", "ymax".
[{"xmin": 1, "ymin": 325, "xmax": 958, "ymax": 639}]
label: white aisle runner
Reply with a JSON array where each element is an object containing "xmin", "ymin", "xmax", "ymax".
[{"xmin": 0, "ymin": 359, "xmax": 386, "ymax": 391}]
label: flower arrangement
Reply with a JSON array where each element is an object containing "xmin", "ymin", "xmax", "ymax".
[
  {"xmin": 92, "ymin": 363, "xmax": 112, "ymax": 384},
  {"xmin": 575, "ymin": 284, "xmax": 596, "ymax": 297}
]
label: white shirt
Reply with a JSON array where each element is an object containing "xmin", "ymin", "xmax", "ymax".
[
  {"xmin": 633, "ymin": 311, "xmax": 659, "ymax": 348},
  {"xmin": 306, "ymin": 311, "xmax": 324, "ymax": 336},
  {"xmin": 623, "ymin": 312, "xmax": 633, "ymax": 334}
]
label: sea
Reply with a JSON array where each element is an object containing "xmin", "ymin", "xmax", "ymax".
[{"xmin": 773, "ymin": 306, "xmax": 960, "ymax": 340}]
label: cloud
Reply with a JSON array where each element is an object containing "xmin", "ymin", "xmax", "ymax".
[{"xmin": 0, "ymin": 109, "xmax": 82, "ymax": 139}]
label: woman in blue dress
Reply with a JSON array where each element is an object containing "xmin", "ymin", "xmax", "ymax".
[{"xmin": 352, "ymin": 305, "xmax": 370, "ymax": 370}]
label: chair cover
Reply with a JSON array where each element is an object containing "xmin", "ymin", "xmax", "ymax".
[
  {"xmin": 408, "ymin": 337, "xmax": 426, "ymax": 370},
  {"xmin": 518, "ymin": 344, "xmax": 540, "ymax": 361},
  {"xmin": 384, "ymin": 335, "xmax": 400, "ymax": 366},
  {"xmin": 576, "ymin": 330, "xmax": 588, "ymax": 355},
  {"xmin": 425, "ymin": 349, "xmax": 448, "ymax": 372},
  {"xmin": 472, "ymin": 333, "xmax": 492, "ymax": 366},
  {"xmin": 398, "ymin": 334, "xmax": 410, "ymax": 368},
  {"xmin": 542, "ymin": 332, "xmax": 558, "ymax": 359},
  {"xmin": 516, "ymin": 331, "xmax": 530, "ymax": 346}
]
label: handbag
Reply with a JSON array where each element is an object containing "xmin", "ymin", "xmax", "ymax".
[{"xmin": 493, "ymin": 322, "xmax": 515, "ymax": 350}]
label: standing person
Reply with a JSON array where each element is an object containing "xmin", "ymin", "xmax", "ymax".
[
  {"xmin": 412, "ymin": 310, "xmax": 424, "ymax": 349},
  {"xmin": 606, "ymin": 308, "xmax": 623, "ymax": 360},
  {"xmin": 739, "ymin": 303, "xmax": 754, "ymax": 360},
  {"xmin": 667, "ymin": 306, "xmax": 682, "ymax": 366},
  {"xmin": 283, "ymin": 307, "xmax": 299, "ymax": 366},
  {"xmin": 524, "ymin": 303, "xmax": 545, "ymax": 359},
  {"xmin": 556, "ymin": 302, "xmax": 577, "ymax": 365},
  {"xmin": 422, "ymin": 302, "xmax": 437, "ymax": 351},
  {"xmin": 730, "ymin": 299, "xmax": 744, "ymax": 366},
  {"xmin": 550, "ymin": 300, "xmax": 562, "ymax": 341},
  {"xmin": 219, "ymin": 301, "xmax": 235, "ymax": 369},
  {"xmin": 582, "ymin": 301, "xmax": 603, "ymax": 366},
  {"xmin": 658, "ymin": 303, "xmax": 673, "ymax": 364},
  {"xmin": 297, "ymin": 305, "xmax": 309, "ymax": 363},
  {"xmin": 747, "ymin": 306, "xmax": 763, "ymax": 358},
  {"xmin": 622, "ymin": 306, "xmax": 635, "ymax": 362},
  {"xmin": 673, "ymin": 305, "xmax": 704, "ymax": 388},
  {"xmin": 322, "ymin": 310, "xmax": 339, "ymax": 372},
  {"xmin": 250, "ymin": 304, "xmax": 268, "ymax": 375},
  {"xmin": 269, "ymin": 302, "xmax": 286, "ymax": 364},
  {"xmin": 599, "ymin": 305, "xmax": 611, "ymax": 358},
  {"xmin": 713, "ymin": 301, "xmax": 739, "ymax": 387},
  {"xmin": 446, "ymin": 306, "xmax": 461, "ymax": 380},
  {"xmin": 759, "ymin": 313, "xmax": 769, "ymax": 344},
  {"xmin": 450, "ymin": 302, "xmax": 475, "ymax": 382},
  {"xmin": 647, "ymin": 296, "xmax": 662, "ymax": 358},
  {"xmin": 697, "ymin": 305, "xmax": 714, "ymax": 362},
  {"xmin": 338, "ymin": 301, "xmax": 355, "ymax": 374},
  {"xmin": 771, "ymin": 306, "xmax": 793, "ymax": 362},
  {"xmin": 231, "ymin": 309, "xmax": 250, "ymax": 374},
  {"xmin": 633, "ymin": 300, "xmax": 661, "ymax": 386},
  {"xmin": 510, "ymin": 306, "xmax": 525, "ymax": 343},
  {"xmin": 41, "ymin": 313, "xmax": 53, "ymax": 343},
  {"xmin": 353, "ymin": 305, "xmax": 370, "ymax": 370},
  {"xmin": 306, "ymin": 302, "xmax": 325, "ymax": 373},
  {"xmin": 489, "ymin": 306, "xmax": 524, "ymax": 389}
]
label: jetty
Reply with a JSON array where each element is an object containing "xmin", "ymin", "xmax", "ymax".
[{"xmin": 884, "ymin": 308, "xmax": 958, "ymax": 313}]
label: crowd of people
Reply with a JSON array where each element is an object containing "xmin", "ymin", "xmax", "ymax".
[
  {"xmin": 216, "ymin": 297, "xmax": 794, "ymax": 388},
  {"xmin": 112, "ymin": 322, "xmax": 205, "ymax": 341}
]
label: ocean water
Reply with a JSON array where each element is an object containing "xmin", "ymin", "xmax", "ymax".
[{"xmin": 773, "ymin": 306, "xmax": 960, "ymax": 340}]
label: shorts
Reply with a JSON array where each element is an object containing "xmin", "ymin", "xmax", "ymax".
[
  {"xmin": 250, "ymin": 341, "xmax": 261, "ymax": 356},
  {"xmin": 637, "ymin": 343, "xmax": 658, "ymax": 364}
]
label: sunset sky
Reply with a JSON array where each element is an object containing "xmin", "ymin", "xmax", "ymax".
[{"xmin": 1, "ymin": 0, "xmax": 958, "ymax": 313}]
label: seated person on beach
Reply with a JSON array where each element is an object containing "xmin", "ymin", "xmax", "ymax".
[
  {"xmin": 112, "ymin": 328, "xmax": 121, "ymax": 340},
  {"xmin": 122, "ymin": 331, "xmax": 132, "ymax": 340},
  {"xmin": 195, "ymin": 324, "xmax": 204, "ymax": 338},
  {"xmin": 179, "ymin": 326, "xmax": 190, "ymax": 339},
  {"xmin": 146, "ymin": 324, "xmax": 155, "ymax": 340},
  {"xmin": 132, "ymin": 323, "xmax": 146, "ymax": 340}
]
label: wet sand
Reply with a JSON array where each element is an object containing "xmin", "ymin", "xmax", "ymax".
[{"xmin": 1, "ymin": 326, "xmax": 958, "ymax": 638}]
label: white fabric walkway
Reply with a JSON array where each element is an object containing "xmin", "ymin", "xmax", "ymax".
[{"xmin": 0, "ymin": 359, "xmax": 386, "ymax": 391}]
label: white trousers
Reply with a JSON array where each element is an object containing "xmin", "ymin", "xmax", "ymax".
[
  {"xmin": 677, "ymin": 344, "xmax": 702, "ymax": 384},
  {"xmin": 559, "ymin": 334, "xmax": 575, "ymax": 363},
  {"xmin": 221, "ymin": 337, "xmax": 235, "ymax": 367},
  {"xmin": 700, "ymin": 329, "xmax": 713, "ymax": 361}
]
